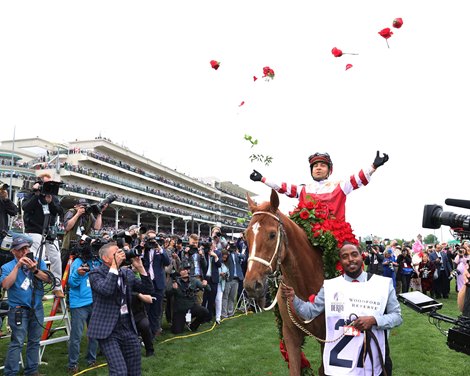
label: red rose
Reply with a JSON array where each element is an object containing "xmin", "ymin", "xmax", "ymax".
[
  {"xmin": 378, "ymin": 28, "xmax": 393, "ymax": 39},
  {"xmin": 210, "ymin": 60, "xmax": 220, "ymax": 70},
  {"xmin": 393, "ymin": 18, "xmax": 403, "ymax": 29},
  {"xmin": 305, "ymin": 201, "xmax": 314, "ymax": 210},
  {"xmin": 299, "ymin": 210, "xmax": 310, "ymax": 220},
  {"xmin": 262, "ymin": 66, "xmax": 275, "ymax": 79},
  {"xmin": 331, "ymin": 47, "xmax": 343, "ymax": 57}
]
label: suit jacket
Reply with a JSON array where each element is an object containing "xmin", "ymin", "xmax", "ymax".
[
  {"xmin": 429, "ymin": 250, "xmax": 452, "ymax": 276},
  {"xmin": 227, "ymin": 251, "xmax": 246, "ymax": 281},
  {"xmin": 142, "ymin": 248, "xmax": 170, "ymax": 290},
  {"xmin": 203, "ymin": 250, "xmax": 222, "ymax": 284},
  {"xmin": 87, "ymin": 264, "xmax": 154, "ymax": 339}
]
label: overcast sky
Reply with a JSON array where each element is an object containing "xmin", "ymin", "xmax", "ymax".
[{"xmin": 1, "ymin": 1, "xmax": 469, "ymax": 242}]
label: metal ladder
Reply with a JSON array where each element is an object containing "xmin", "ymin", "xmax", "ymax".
[{"xmin": 39, "ymin": 294, "xmax": 71, "ymax": 363}]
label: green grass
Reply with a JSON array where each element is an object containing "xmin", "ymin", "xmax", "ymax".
[{"xmin": 1, "ymin": 284, "xmax": 468, "ymax": 375}]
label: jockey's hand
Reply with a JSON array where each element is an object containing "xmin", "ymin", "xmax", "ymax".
[
  {"xmin": 250, "ymin": 170, "xmax": 263, "ymax": 182},
  {"xmin": 372, "ymin": 151, "xmax": 389, "ymax": 169},
  {"xmin": 281, "ymin": 283, "xmax": 295, "ymax": 302}
]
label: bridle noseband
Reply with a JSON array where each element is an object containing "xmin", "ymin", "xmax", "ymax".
[{"xmin": 247, "ymin": 211, "xmax": 286, "ymax": 274}]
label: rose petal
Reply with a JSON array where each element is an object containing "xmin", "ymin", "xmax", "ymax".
[{"xmin": 345, "ymin": 64, "xmax": 353, "ymax": 71}]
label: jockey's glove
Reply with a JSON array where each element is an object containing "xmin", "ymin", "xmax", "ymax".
[
  {"xmin": 372, "ymin": 151, "xmax": 389, "ymax": 169},
  {"xmin": 250, "ymin": 170, "xmax": 263, "ymax": 182}
]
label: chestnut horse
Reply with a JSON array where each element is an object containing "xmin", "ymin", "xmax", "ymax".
[{"xmin": 244, "ymin": 190, "xmax": 326, "ymax": 376}]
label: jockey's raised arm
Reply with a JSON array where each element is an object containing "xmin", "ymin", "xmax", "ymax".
[{"xmin": 250, "ymin": 150, "xmax": 389, "ymax": 222}]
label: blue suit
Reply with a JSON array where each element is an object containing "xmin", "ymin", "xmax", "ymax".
[
  {"xmin": 202, "ymin": 250, "xmax": 222, "ymax": 319},
  {"xmin": 429, "ymin": 250, "xmax": 453, "ymax": 298},
  {"xmin": 142, "ymin": 248, "xmax": 170, "ymax": 335},
  {"xmin": 88, "ymin": 264, "xmax": 153, "ymax": 376}
]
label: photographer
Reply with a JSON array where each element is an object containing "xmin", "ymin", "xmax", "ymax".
[
  {"xmin": 210, "ymin": 226, "xmax": 227, "ymax": 251},
  {"xmin": 141, "ymin": 230, "xmax": 170, "ymax": 338},
  {"xmin": 202, "ymin": 241, "xmax": 222, "ymax": 321},
  {"xmin": 221, "ymin": 241, "xmax": 246, "ymax": 318},
  {"xmin": 364, "ymin": 244, "xmax": 384, "ymax": 275},
  {"xmin": 22, "ymin": 173, "xmax": 64, "ymax": 298},
  {"xmin": 0, "ymin": 183, "xmax": 18, "ymax": 233},
  {"xmin": 167, "ymin": 261, "xmax": 211, "ymax": 334},
  {"xmin": 61, "ymin": 198, "xmax": 107, "ymax": 276},
  {"xmin": 181, "ymin": 234, "xmax": 207, "ymax": 304},
  {"xmin": 66, "ymin": 240, "xmax": 102, "ymax": 373},
  {"xmin": 87, "ymin": 242, "xmax": 153, "ymax": 376},
  {"xmin": 0, "ymin": 236, "xmax": 52, "ymax": 376}
]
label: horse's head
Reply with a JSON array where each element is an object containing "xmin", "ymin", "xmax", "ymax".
[{"xmin": 244, "ymin": 189, "xmax": 285, "ymax": 299}]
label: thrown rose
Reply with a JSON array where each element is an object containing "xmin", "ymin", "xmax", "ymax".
[
  {"xmin": 393, "ymin": 18, "xmax": 403, "ymax": 29},
  {"xmin": 378, "ymin": 28, "xmax": 394, "ymax": 48},
  {"xmin": 210, "ymin": 60, "xmax": 220, "ymax": 70},
  {"xmin": 262, "ymin": 66, "xmax": 275, "ymax": 79}
]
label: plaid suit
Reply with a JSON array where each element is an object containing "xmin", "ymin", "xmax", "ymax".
[{"xmin": 88, "ymin": 264, "xmax": 153, "ymax": 375}]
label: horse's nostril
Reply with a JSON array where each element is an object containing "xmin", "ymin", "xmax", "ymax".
[{"xmin": 255, "ymin": 281, "xmax": 264, "ymax": 292}]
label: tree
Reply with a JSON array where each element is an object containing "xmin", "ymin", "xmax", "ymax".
[{"xmin": 423, "ymin": 233, "xmax": 438, "ymax": 245}]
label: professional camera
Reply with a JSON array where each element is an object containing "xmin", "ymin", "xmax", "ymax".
[
  {"xmin": 123, "ymin": 246, "xmax": 143, "ymax": 263},
  {"xmin": 365, "ymin": 240, "xmax": 373, "ymax": 251},
  {"xmin": 422, "ymin": 198, "xmax": 470, "ymax": 239},
  {"xmin": 71, "ymin": 235, "xmax": 108, "ymax": 261},
  {"xmin": 113, "ymin": 231, "xmax": 133, "ymax": 249},
  {"xmin": 227, "ymin": 241, "xmax": 237, "ymax": 252},
  {"xmin": 85, "ymin": 194, "xmax": 118, "ymax": 215},
  {"xmin": 21, "ymin": 179, "xmax": 64, "ymax": 196}
]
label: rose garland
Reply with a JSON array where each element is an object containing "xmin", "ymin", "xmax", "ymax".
[{"xmin": 289, "ymin": 190, "xmax": 359, "ymax": 278}]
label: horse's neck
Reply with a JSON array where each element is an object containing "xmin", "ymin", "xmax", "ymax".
[{"xmin": 281, "ymin": 234, "xmax": 324, "ymax": 297}]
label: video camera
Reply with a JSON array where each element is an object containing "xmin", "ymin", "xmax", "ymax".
[
  {"xmin": 423, "ymin": 198, "xmax": 470, "ymax": 240},
  {"xmin": 71, "ymin": 235, "xmax": 108, "ymax": 261},
  {"xmin": 85, "ymin": 194, "xmax": 118, "ymax": 215},
  {"xmin": 21, "ymin": 179, "xmax": 64, "ymax": 196},
  {"xmin": 399, "ymin": 291, "xmax": 470, "ymax": 356}
]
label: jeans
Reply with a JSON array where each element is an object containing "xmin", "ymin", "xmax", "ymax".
[
  {"xmin": 68, "ymin": 304, "xmax": 98, "ymax": 368},
  {"xmin": 4, "ymin": 306, "xmax": 44, "ymax": 376}
]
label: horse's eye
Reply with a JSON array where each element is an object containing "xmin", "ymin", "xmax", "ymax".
[{"xmin": 269, "ymin": 231, "xmax": 276, "ymax": 240}]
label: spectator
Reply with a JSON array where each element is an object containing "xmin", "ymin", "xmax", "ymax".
[
  {"xmin": 397, "ymin": 247, "xmax": 413, "ymax": 293},
  {"xmin": 454, "ymin": 243, "xmax": 470, "ymax": 292},
  {"xmin": 0, "ymin": 235, "xmax": 52, "ymax": 376},
  {"xmin": 180, "ymin": 234, "xmax": 207, "ymax": 305},
  {"xmin": 202, "ymin": 242, "xmax": 221, "ymax": 321},
  {"xmin": 418, "ymin": 252, "xmax": 435, "ymax": 297},
  {"xmin": 0, "ymin": 183, "xmax": 18, "ymax": 233},
  {"xmin": 429, "ymin": 243, "xmax": 453, "ymax": 299},
  {"xmin": 222, "ymin": 241, "xmax": 245, "ymax": 318},
  {"xmin": 141, "ymin": 230, "xmax": 170, "ymax": 338},
  {"xmin": 382, "ymin": 249, "xmax": 397, "ymax": 289},
  {"xmin": 216, "ymin": 250, "xmax": 230, "ymax": 324},
  {"xmin": 130, "ymin": 292, "xmax": 155, "ymax": 357}
]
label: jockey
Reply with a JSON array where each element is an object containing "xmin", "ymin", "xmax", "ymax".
[{"xmin": 250, "ymin": 151, "xmax": 389, "ymax": 222}]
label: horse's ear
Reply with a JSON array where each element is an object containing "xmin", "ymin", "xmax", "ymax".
[
  {"xmin": 270, "ymin": 189, "xmax": 279, "ymax": 212},
  {"xmin": 246, "ymin": 193, "xmax": 257, "ymax": 212}
]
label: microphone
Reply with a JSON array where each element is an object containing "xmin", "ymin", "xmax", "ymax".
[{"xmin": 444, "ymin": 198, "xmax": 470, "ymax": 210}]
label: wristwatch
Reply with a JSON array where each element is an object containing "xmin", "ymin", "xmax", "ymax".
[{"xmin": 33, "ymin": 269, "xmax": 39, "ymax": 275}]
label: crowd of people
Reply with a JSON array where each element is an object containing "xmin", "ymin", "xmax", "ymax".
[{"xmin": 362, "ymin": 236, "xmax": 470, "ymax": 299}]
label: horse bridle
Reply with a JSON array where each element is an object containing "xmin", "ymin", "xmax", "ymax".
[{"xmin": 247, "ymin": 211, "xmax": 287, "ymax": 275}]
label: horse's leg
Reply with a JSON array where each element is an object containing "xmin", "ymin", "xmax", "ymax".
[{"xmin": 283, "ymin": 324, "xmax": 307, "ymax": 376}]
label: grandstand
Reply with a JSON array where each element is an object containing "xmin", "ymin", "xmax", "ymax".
[{"xmin": 0, "ymin": 137, "xmax": 256, "ymax": 239}]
